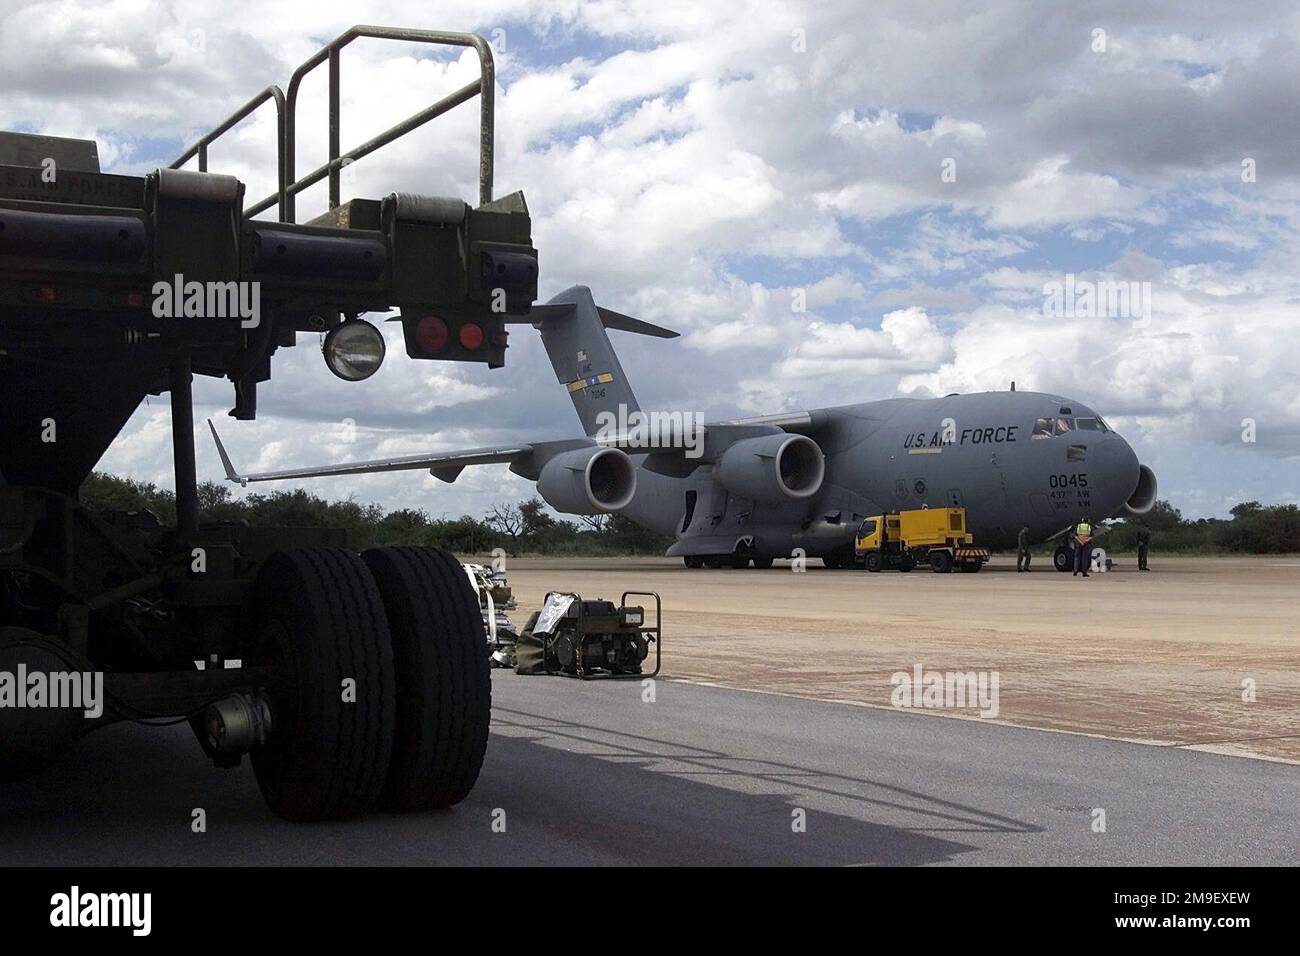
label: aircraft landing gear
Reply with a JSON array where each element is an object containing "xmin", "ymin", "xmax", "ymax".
[{"xmin": 1053, "ymin": 545, "xmax": 1073, "ymax": 572}]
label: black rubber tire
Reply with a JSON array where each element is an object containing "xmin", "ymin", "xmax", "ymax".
[
  {"xmin": 0, "ymin": 628, "xmax": 80, "ymax": 781},
  {"xmin": 683, "ymin": 555, "xmax": 704, "ymax": 569},
  {"xmin": 362, "ymin": 546, "xmax": 491, "ymax": 812},
  {"xmin": 702, "ymin": 555, "xmax": 724, "ymax": 568},
  {"xmin": 929, "ymin": 550, "xmax": 954, "ymax": 574},
  {"xmin": 250, "ymin": 549, "xmax": 395, "ymax": 822},
  {"xmin": 730, "ymin": 553, "xmax": 751, "ymax": 569},
  {"xmin": 752, "ymin": 556, "xmax": 774, "ymax": 569},
  {"xmin": 864, "ymin": 552, "xmax": 882, "ymax": 572},
  {"xmin": 1053, "ymin": 546, "xmax": 1073, "ymax": 572},
  {"xmin": 899, "ymin": 555, "xmax": 916, "ymax": 572}
]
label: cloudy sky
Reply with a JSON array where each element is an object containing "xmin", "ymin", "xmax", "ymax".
[{"xmin": 4, "ymin": 0, "xmax": 1298, "ymax": 519}]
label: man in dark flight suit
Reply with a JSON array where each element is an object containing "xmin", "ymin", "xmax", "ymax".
[
  {"xmin": 1136, "ymin": 526, "xmax": 1151, "ymax": 571},
  {"xmin": 1017, "ymin": 525, "xmax": 1031, "ymax": 571}
]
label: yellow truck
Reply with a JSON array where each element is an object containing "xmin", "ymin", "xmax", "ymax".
[{"xmin": 854, "ymin": 507, "xmax": 990, "ymax": 574}]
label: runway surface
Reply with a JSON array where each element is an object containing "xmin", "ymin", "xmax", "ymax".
[
  {"xmin": 3, "ymin": 672, "xmax": 1295, "ymax": 865},
  {"xmin": 503, "ymin": 555, "xmax": 1300, "ymax": 762}
]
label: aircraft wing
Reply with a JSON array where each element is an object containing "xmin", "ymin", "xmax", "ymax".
[
  {"xmin": 208, "ymin": 420, "xmax": 533, "ymax": 487},
  {"xmin": 712, "ymin": 410, "xmax": 825, "ymax": 434}
]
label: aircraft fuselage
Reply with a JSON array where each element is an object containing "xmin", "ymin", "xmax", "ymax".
[{"xmin": 624, "ymin": 390, "xmax": 1147, "ymax": 558}]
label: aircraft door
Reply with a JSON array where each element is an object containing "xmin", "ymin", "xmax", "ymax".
[{"xmin": 680, "ymin": 489, "xmax": 697, "ymax": 534}]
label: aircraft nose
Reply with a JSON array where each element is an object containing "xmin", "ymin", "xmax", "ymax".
[{"xmin": 1094, "ymin": 435, "xmax": 1140, "ymax": 514}]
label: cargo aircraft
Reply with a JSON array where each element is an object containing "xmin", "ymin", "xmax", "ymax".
[{"xmin": 211, "ymin": 286, "xmax": 1157, "ymax": 570}]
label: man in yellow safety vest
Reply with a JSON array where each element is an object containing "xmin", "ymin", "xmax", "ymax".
[{"xmin": 1073, "ymin": 517, "xmax": 1093, "ymax": 577}]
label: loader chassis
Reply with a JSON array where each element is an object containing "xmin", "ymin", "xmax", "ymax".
[{"xmin": 0, "ymin": 27, "xmax": 525, "ymax": 818}]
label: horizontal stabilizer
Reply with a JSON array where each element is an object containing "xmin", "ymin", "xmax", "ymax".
[
  {"xmin": 596, "ymin": 306, "xmax": 678, "ymax": 338},
  {"xmin": 515, "ymin": 302, "xmax": 678, "ymax": 338}
]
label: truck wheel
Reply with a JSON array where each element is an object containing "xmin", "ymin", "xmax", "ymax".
[
  {"xmin": 363, "ymin": 546, "xmax": 491, "ymax": 811},
  {"xmin": 0, "ymin": 627, "xmax": 82, "ymax": 780},
  {"xmin": 929, "ymin": 550, "xmax": 954, "ymax": 574},
  {"xmin": 1053, "ymin": 546, "xmax": 1072, "ymax": 572},
  {"xmin": 864, "ymin": 552, "xmax": 882, "ymax": 572},
  {"xmin": 250, "ymin": 549, "xmax": 395, "ymax": 822}
]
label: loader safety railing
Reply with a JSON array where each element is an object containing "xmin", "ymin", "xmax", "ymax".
[
  {"xmin": 170, "ymin": 24, "xmax": 495, "ymax": 224},
  {"xmin": 170, "ymin": 85, "xmax": 289, "ymax": 221}
]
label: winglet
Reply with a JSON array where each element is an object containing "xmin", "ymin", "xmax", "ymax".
[{"xmin": 207, "ymin": 419, "xmax": 247, "ymax": 487}]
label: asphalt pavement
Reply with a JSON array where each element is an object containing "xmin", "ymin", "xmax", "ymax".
[{"xmin": 1, "ymin": 672, "xmax": 1294, "ymax": 865}]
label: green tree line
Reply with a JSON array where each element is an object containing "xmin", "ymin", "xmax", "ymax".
[
  {"xmin": 80, "ymin": 474, "xmax": 1298, "ymax": 555},
  {"xmin": 79, "ymin": 473, "xmax": 675, "ymax": 555},
  {"xmin": 1101, "ymin": 500, "xmax": 1300, "ymax": 554}
]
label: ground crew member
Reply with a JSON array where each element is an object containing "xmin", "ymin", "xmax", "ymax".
[
  {"xmin": 1017, "ymin": 525, "xmax": 1032, "ymax": 571},
  {"xmin": 1073, "ymin": 517, "xmax": 1093, "ymax": 577},
  {"xmin": 1136, "ymin": 526, "xmax": 1151, "ymax": 571}
]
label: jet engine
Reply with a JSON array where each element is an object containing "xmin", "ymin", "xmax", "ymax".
[
  {"xmin": 1124, "ymin": 463, "xmax": 1158, "ymax": 515},
  {"xmin": 715, "ymin": 434, "xmax": 825, "ymax": 503},
  {"xmin": 536, "ymin": 446, "xmax": 637, "ymax": 515}
]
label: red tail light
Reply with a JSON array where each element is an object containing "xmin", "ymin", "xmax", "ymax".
[
  {"xmin": 458, "ymin": 322, "xmax": 484, "ymax": 350},
  {"xmin": 415, "ymin": 315, "xmax": 449, "ymax": 352}
]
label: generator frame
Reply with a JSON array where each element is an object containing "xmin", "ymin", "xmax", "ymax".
[{"xmin": 541, "ymin": 590, "xmax": 662, "ymax": 680}]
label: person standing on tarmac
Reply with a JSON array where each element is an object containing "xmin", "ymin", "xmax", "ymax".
[
  {"xmin": 1017, "ymin": 525, "xmax": 1032, "ymax": 572},
  {"xmin": 1136, "ymin": 525, "xmax": 1151, "ymax": 571},
  {"xmin": 1073, "ymin": 517, "xmax": 1093, "ymax": 577}
]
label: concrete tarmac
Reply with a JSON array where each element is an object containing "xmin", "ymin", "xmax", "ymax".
[{"xmin": 500, "ymin": 555, "xmax": 1300, "ymax": 763}]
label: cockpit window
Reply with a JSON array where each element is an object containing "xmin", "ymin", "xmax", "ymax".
[
  {"xmin": 858, "ymin": 519, "xmax": 877, "ymax": 536},
  {"xmin": 1035, "ymin": 415, "xmax": 1111, "ymax": 438}
]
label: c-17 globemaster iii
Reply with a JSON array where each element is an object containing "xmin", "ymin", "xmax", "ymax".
[{"xmin": 212, "ymin": 285, "xmax": 1158, "ymax": 570}]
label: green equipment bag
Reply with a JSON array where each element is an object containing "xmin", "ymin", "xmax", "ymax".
[{"xmin": 513, "ymin": 611, "xmax": 549, "ymax": 675}]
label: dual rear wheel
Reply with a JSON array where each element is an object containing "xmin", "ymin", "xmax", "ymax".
[{"xmin": 250, "ymin": 546, "xmax": 489, "ymax": 822}]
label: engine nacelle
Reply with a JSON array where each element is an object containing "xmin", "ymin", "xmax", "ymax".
[
  {"xmin": 715, "ymin": 434, "xmax": 824, "ymax": 503},
  {"xmin": 1124, "ymin": 463, "xmax": 1158, "ymax": 515},
  {"xmin": 536, "ymin": 446, "xmax": 637, "ymax": 515}
]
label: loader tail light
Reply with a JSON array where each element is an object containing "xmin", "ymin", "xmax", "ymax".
[
  {"xmin": 458, "ymin": 322, "xmax": 484, "ymax": 351},
  {"xmin": 415, "ymin": 315, "xmax": 449, "ymax": 353}
]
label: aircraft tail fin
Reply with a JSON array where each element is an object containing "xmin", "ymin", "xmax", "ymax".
[{"xmin": 529, "ymin": 286, "xmax": 677, "ymax": 437}]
